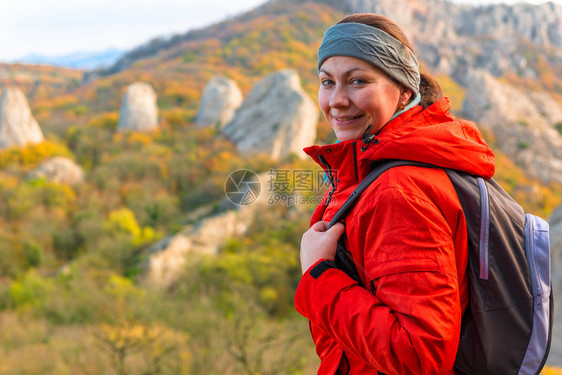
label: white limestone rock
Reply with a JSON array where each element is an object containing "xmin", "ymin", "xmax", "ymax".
[
  {"xmin": 462, "ymin": 69, "xmax": 562, "ymax": 184},
  {"xmin": 28, "ymin": 157, "xmax": 85, "ymax": 186},
  {"xmin": 117, "ymin": 82, "xmax": 159, "ymax": 132},
  {"xmin": 221, "ymin": 69, "xmax": 317, "ymax": 160},
  {"xmin": 194, "ymin": 76, "xmax": 243, "ymax": 128},
  {"xmin": 0, "ymin": 87, "xmax": 44, "ymax": 149}
]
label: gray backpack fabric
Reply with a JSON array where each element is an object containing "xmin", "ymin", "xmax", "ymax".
[{"xmin": 328, "ymin": 160, "xmax": 552, "ymax": 375}]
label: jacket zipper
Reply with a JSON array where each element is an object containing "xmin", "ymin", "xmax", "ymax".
[
  {"xmin": 352, "ymin": 141, "xmax": 359, "ymax": 182},
  {"xmin": 319, "ymin": 154, "xmax": 336, "ymax": 208},
  {"xmin": 525, "ymin": 214, "xmax": 544, "ymax": 309},
  {"xmin": 476, "ymin": 178, "xmax": 490, "ymax": 280}
]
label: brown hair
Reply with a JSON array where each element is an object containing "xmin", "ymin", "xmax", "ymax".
[{"xmin": 337, "ymin": 14, "xmax": 442, "ymax": 109}]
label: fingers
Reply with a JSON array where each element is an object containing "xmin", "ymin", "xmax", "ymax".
[
  {"xmin": 328, "ymin": 222, "xmax": 345, "ymax": 239},
  {"xmin": 299, "ymin": 221, "xmax": 346, "ymax": 274},
  {"xmin": 311, "ymin": 220, "xmax": 345, "ymax": 233},
  {"xmin": 310, "ymin": 220, "xmax": 329, "ymax": 232}
]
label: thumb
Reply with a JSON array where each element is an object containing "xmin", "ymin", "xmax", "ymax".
[
  {"xmin": 327, "ymin": 221, "xmax": 345, "ymax": 240},
  {"xmin": 311, "ymin": 220, "xmax": 330, "ymax": 232}
]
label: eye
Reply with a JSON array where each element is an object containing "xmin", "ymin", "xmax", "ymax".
[
  {"xmin": 350, "ymin": 78, "xmax": 367, "ymax": 85},
  {"xmin": 320, "ymin": 79, "xmax": 334, "ymax": 87}
]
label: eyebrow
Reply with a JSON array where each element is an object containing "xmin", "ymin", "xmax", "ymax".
[{"xmin": 319, "ymin": 67, "xmax": 369, "ymax": 77}]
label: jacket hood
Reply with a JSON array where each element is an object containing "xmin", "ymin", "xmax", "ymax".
[{"xmin": 305, "ymin": 97, "xmax": 495, "ymax": 182}]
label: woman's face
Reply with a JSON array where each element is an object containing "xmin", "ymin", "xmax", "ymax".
[{"xmin": 318, "ymin": 56, "xmax": 409, "ymax": 141}]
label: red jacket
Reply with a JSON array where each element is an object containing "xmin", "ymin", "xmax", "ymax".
[{"xmin": 294, "ymin": 98, "xmax": 495, "ymax": 375}]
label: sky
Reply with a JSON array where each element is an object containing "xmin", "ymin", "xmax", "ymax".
[{"xmin": 0, "ymin": 0, "xmax": 560, "ymax": 62}]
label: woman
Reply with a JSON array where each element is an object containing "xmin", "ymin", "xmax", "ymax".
[{"xmin": 294, "ymin": 14, "xmax": 495, "ymax": 375}]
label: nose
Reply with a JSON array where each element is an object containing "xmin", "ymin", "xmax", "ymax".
[{"xmin": 329, "ymin": 84, "xmax": 349, "ymax": 108}]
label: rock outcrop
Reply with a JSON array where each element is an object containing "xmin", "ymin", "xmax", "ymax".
[
  {"xmin": 221, "ymin": 69, "xmax": 317, "ymax": 160},
  {"xmin": 0, "ymin": 87, "xmax": 44, "ymax": 149},
  {"xmin": 28, "ymin": 157, "xmax": 85, "ymax": 186},
  {"xmin": 462, "ymin": 69, "xmax": 562, "ymax": 184},
  {"xmin": 144, "ymin": 209, "xmax": 255, "ymax": 288},
  {"xmin": 143, "ymin": 173, "xmax": 270, "ymax": 288},
  {"xmin": 548, "ymin": 204, "xmax": 562, "ymax": 366},
  {"xmin": 194, "ymin": 76, "xmax": 243, "ymax": 128},
  {"xmin": 117, "ymin": 82, "xmax": 159, "ymax": 132}
]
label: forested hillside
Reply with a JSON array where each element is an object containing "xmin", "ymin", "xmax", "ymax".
[{"xmin": 0, "ymin": 0, "xmax": 561, "ymax": 373}]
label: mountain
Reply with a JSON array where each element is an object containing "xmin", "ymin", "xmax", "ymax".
[
  {"xmin": 100, "ymin": 0, "xmax": 562, "ymax": 88},
  {"xmin": 0, "ymin": 1, "xmax": 561, "ymax": 373},
  {"xmin": 14, "ymin": 48, "xmax": 126, "ymax": 70}
]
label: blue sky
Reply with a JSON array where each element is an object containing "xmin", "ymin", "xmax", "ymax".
[{"xmin": 0, "ymin": 0, "xmax": 559, "ymax": 62}]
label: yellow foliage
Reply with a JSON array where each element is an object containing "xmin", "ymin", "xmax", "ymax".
[
  {"xmin": 494, "ymin": 151, "xmax": 562, "ymax": 217},
  {"xmin": 105, "ymin": 208, "xmax": 142, "ymax": 237},
  {"xmin": 137, "ymin": 227, "xmax": 157, "ymax": 246},
  {"xmin": 104, "ymin": 208, "xmax": 158, "ymax": 245},
  {"xmin": 435, "ymin": 74, "xmax": 466, "ymax": 113},
  {"xmin": 97, "ymin": 321, "xmax": 190, "ymax": 373},
  {"xmin": 0, "ymin": 141, "xmax": 73, "ymax": 170},
  {"xmin": 9, "ymin": 270, "xmax": 56, "ymax": 309},
  {"xmin": 104, "ymin": 274, "xmax": 145, "ymax": 300},
  {"xmin": 543, "ymin": 367, "xmax": 562, "ymax": 375},
  {"xmin": 126, "ymin": 131, "xmax": 154, "ymax": 146},
  {"xmin": 163, "ymin": 109, "xmax": 190, "ymax": 126}
]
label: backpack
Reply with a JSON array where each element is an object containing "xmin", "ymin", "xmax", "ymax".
[{"xmin": 328, "ymin": 159, "xmax": 553, "ymax": 375}]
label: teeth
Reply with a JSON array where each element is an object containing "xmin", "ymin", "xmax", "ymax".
[{"xmin": 338, "ymin": 115, "xmax": 361, "ymax": 121}]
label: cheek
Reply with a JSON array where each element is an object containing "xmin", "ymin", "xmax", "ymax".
[
  {"xmin": 360, "ymin": 89, "xmax": 399, "ymax": 116},
  {"xmin": 355, "ymin": 96, "xmax": 382, "ymax": 115}
]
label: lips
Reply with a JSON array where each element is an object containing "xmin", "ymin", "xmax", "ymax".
[{"xmin": 334, "ymin": 114, "xmax": 363, "ymax": 122}]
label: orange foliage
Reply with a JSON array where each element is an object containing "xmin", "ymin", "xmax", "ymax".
[
  {"xmin": 0, "ymin": 141, "xmax": 74, "ymax": 170},
  {"xmin": 125, "ymin": 132, "xmax": 153, "ymax": 146}
]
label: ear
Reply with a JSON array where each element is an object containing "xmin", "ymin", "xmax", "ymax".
[{"xmin": 400, "ymin": 87, "xmax": 413, "ymax": 104}]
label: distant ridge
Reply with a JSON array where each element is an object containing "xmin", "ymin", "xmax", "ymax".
[
  {"xmin": 96, "ymin": 0, "xmax": 562, "ymax": 77},
  {"xmin": 14, "ymin": 48, "xmax": 126, "ymax": 70}
]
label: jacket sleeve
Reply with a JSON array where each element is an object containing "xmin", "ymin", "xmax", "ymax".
[{"xmin": 295, "ymin": 183, "xmax": 463, "ymax": 375}]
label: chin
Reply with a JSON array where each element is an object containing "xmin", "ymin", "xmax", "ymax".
[{"xmin": 335, "ymin": 130, "xmax": 363, "ymax": 142}]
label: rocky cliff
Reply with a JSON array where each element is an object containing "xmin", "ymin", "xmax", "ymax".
[
  {"xmin": 0, "ymin": 87, "xmax": 44, "ymax": 149},
  {"xmin": 323, "ymin": 0, "xmax": 562, "ymax": 84},
  {"xmin": 463, "ymin": 70, "xmax": 562, "ymax": 184},
  {"xmin": 221, "ymin": 69, "xmax": 317, "ymax": 160}
]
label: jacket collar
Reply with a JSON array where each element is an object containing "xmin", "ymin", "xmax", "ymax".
[{"xmin": 304, "ymin": 139, "xmax": 367, "ymax": 194}]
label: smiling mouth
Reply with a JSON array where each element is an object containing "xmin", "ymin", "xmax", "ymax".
[{"xmin": 335, "ymin": 114, "xmax": 363, "ymax": 122}]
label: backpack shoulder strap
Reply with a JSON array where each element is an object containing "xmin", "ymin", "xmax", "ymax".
[{"xmin": 328, "ymin": 159, "xmax": 438, "ymax": 228}]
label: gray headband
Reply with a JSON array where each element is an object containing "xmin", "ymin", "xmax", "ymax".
[{"xmin": 318, "ymin": 22, "xmax": 420, "ymax": 95}]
